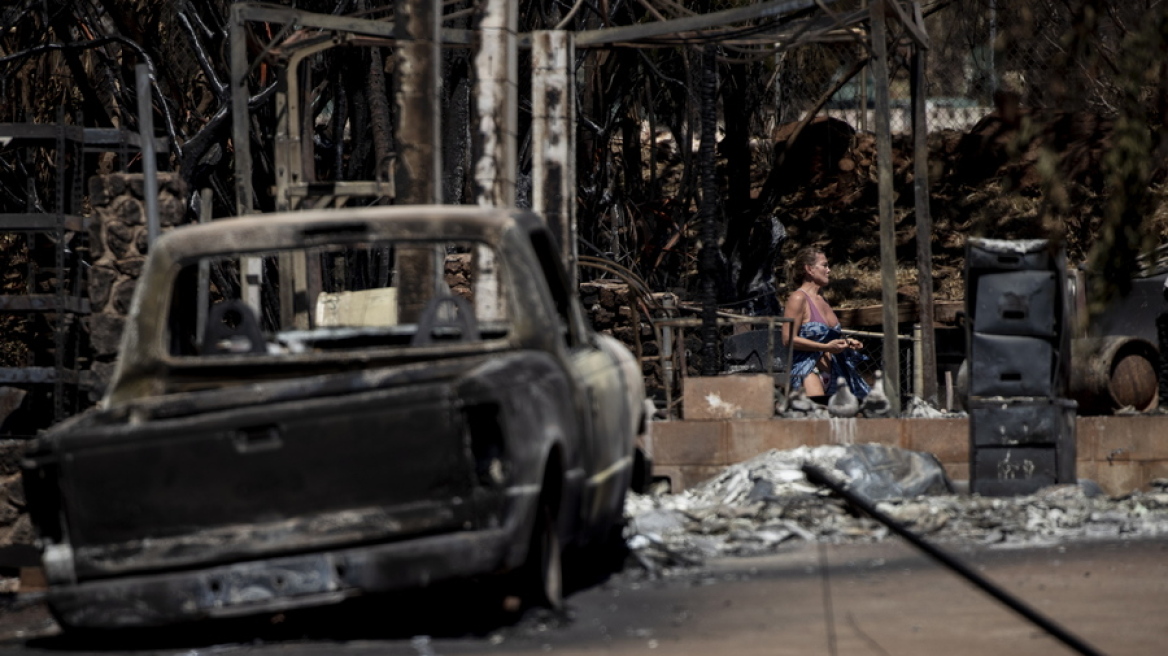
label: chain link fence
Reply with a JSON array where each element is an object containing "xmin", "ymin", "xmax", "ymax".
[{"xmin": 771, "ymin": 1, "xmax": 1130, "ymax": 135}]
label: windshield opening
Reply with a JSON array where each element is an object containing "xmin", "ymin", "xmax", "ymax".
[{"xmin": 166, "ymin": 239, "xmax": 509, "ymax": 358}]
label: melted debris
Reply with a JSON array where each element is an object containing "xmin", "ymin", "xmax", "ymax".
[{"xmin": 625, "ymin": 446, "xmax": 1168, "ymax": 573}]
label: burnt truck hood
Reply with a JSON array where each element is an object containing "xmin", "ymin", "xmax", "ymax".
[{"xmin": 23, "ymin": 351, "xmax": 551, "ymax": 582}]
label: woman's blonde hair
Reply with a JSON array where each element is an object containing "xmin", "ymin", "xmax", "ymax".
[{"xmin": 787, "ymin": 247, "xmax": 823, "ymax": 284}]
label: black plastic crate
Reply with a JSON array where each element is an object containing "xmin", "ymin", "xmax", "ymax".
[
  {"xmin": 969, "ymin": 333, "xmax": 1056, "ymax": 397},
  {"xmin": 969, "ymin": 397, "xmax": 1077, "ymax": 447},
  {"xmin": 970, "ymin": 445, "xmax": 1075, "ymax": 496},
  {"xmin": 973, "ymin": 270, "xmax": 1058, "ymax": 337},
  {"xmin": 967, "ymin": 238, "xmax": 1052, "ymax": 272}
]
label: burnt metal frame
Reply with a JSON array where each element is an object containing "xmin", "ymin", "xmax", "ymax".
[
  {"xmin": 0, "ymin": 117, "xmax": 165, "ymax": 424},
  {"xmin": 223, "ymin": 2, "xmax": 935, "ymax": 407},
  {"xmin": 226, "ymin": 0, "xmax": 873, "ymax": 218},
  {"xmin": 655, "ymin": 315, "xmax": 796, "ymax": 419},
  {"xmin": 228, "ymin": 4, "xmax": 474, "ymax": 217}
]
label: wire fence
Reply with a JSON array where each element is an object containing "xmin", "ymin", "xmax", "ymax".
[
  {"xmin": 844, "ymin": 330, "xmax": 917, "ymax": 401},
  {"xmin": 774, "ymin": 1, "xmax": 1126, "ymax": 136}
]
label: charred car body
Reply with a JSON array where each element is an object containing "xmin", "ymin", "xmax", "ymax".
[{"xmin": 21, "ymin": 206, "xmax": 647, "ymax": 629}]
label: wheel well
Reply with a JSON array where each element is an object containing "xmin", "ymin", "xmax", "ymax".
[
  {"xmin": 539, "ymin": 445, "xmax": 564, "ymax": 520},
  {"xmin": 631, "ymin": 447, "xmax": 650, "ymax": 493}
]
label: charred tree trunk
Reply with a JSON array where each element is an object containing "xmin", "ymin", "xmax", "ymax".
[{"xmin": 394, "ymin": 0, "xmax": 441, "ymax": 323}]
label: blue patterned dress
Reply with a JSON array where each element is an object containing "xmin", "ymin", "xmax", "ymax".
[{"xmin": 789, "ymin": 291, "xmax": 871, "ymax": 398}]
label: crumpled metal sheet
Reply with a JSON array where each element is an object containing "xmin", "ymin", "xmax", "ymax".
[{"xmin": 625, "ymin": 445, "xmax": 1168, "ymax": 575}]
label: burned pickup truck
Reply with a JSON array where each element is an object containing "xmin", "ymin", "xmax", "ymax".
[{"xmin": 21, "ymin": 205, "xmax": 648, "ymax": 630}]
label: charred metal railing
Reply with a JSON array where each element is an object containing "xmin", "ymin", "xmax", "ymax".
[
  {"xmin": 655, "ymin": 315, "xmax": 796, "ymax": 419},
  {"xmin": 0, "ymin": 115, "xmax": 166, "ymax": 428}
]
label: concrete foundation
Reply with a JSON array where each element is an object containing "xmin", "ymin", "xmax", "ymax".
[{"xmin": 649, "ymin": 415, "xmax": 1168, "ymax": 498}]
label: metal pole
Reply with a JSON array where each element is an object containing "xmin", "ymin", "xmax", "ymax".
[
  {"xmin": 135, "ymin": 64, "xmax": 159, "ymax": 247},
  {"xmin": 699, "ymin": 44, "xmax": 720, "ymax": 377},
  {"xmin": 228, "ymin": 6, "xmax": 261, "ymax": 315},
  {"xmin": 869, "ymin": 0, "xmax": 901, "ymax": 414},
  {"xmin": 803, "ymin": 463, "xmax": 1106, "ymax": 656},
  {"xmin": 911, "ymin": 1, "xmax": 938, "ymax": 404},
  {"xmin": 912, "ymin": 323, "xmax": 923, "ymax": 397},
  {"xmin": 196, "ymin": 189, "xmax": 212, "ymax": 350},
  {"xmin": 229, "ymin": 3, "xmax": 252, "ymax": 217}
]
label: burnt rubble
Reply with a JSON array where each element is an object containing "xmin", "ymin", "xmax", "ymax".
[{"xmin": 625, "ymin": 445, "xmax": 1168, "ymax": 573}]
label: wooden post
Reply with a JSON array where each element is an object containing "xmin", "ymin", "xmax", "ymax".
[
  {"xmin": 531, "ymin": 31, "xmax": 577, "ymax": 286},
  {"xmin": 395, "ymin": 0, "xmax": 442, "ymax": 323},
  {"xmin": 229, "ymin": 3, "xmax": 253, "ymax": 218},
  {"xmin": 911, "ymin": 0, "xmax": 938, "ymax": 404},
  {"xmin": 870, "ymin": 0, "xmax": 901, "ymax": 414}
]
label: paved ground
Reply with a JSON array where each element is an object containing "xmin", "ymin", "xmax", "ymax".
[{"xmin": 1, "ymin": 537, "xmax": 1165, "ymax": 655}]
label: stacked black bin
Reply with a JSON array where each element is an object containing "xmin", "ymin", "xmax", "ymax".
[{"xmin": 965, "ymin": 239, "xmax": 1076, "ymax": 496}]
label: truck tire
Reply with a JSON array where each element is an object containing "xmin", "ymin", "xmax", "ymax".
[{"xmin": 523, "ymin": 504, "xmax": 563, "ymax": 610}]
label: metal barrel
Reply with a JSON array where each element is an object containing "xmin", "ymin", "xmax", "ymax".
[{"xmin": 1070, "ymin": 336, "xmax": 1159, "ymax": 413}]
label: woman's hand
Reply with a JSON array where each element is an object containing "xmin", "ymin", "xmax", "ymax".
[
  {"xmin": 845, "ymin": 337, "xmax": 863, "ymax": 349},
  {"xmin": 824, "ymin": 339, "xmax": 850, "ymax": 353}
]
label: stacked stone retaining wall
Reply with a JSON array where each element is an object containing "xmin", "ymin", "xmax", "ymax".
[{"xmin": 85, "ymin": 173, "xmax": 187, "ymax": 399}]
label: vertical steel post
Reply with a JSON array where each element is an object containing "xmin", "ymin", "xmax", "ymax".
[
  {"xmin": 135, "ymin": 64, "xmax": 159, "ymax": 247},
  {"xmin": 228, "ymin": 7, "xmax": 261, "ymax": 314},
  {"xmin": 53, "ymin": 109, "xmax": 66, "ymax": 422},
  {"xmin": 229, "ymin": 4, "xmax": 252, "ymax": 217},
  {"xmin": 196, "ymin": 188, "xmax": 212, "ymax": 350}
]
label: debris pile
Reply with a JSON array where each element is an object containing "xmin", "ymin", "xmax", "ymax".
[
  {"xmin": 625, "ymin": 445, "xmax": 1168, "ymax": 573},
  {"xmin": 779, "ymin": 387, "xmax": 965, "ymax": 420}
]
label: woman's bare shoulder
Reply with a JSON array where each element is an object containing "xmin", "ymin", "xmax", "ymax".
[
  {"xmin": 784, "ymin": 291, "xmax": 807, "ymax": 308},
  {"xmin": 783, "ymin": 291, "xmax": 806, "ymax": 317}
]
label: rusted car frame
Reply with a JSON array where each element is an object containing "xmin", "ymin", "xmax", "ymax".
[{"xmin": 22, "ymin": 205, "xmax": 646, "ymax": 630}]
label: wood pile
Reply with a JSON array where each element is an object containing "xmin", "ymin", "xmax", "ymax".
[{"xmin": 762, "ymin": 109, "xmax": 1155, "ymax": 311}]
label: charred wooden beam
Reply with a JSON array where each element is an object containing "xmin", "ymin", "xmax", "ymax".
[
  {"xmin": 394, "ymin": 0, "xmax": 442, "ymax": 323},
  {"xmin": 531, "ymin": 31, "xmax": 576, "ymax": 286},
  {"xmin": 870, "ymin": 0, "xmax": 901, "ymax": 413},
  {"xmin": 910, "ymin": 0, "xmax": 937, "ymax": 404},
  {"xmin": 471, "ymin": 0, "xmax": 516, "ymax": 323}
]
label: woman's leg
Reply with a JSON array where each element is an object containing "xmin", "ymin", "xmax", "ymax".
[{"xmin": 803, "ymin": 372, "xmax": 825, "ymax": 396}]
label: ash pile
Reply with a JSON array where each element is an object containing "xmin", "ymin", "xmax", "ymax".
[{"xmin": 625, "ymin": 444, "xmax": 1168, "ymax": 573}]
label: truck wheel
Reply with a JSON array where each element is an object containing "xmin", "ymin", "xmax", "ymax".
[{"xmin": 521, "ymin": 504, "xmax": 563, "ymax": 610}]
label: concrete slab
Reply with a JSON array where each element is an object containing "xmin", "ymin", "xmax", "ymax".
[
  {"xmin": 650, "ymin": 420, "xmax": 729, "ymax": 466},
  {"xmin": 682, "ymin": 375, "xmax": 774, "ymax": 420},
  {"xmin": 648, "ymin": 415, "xmax": 1168, "ymax": 497},
  {"xmin": 1089, "ymin": 416, "xmax": 1168, "ymax": 460},
  {"xmin": 902, "ymin": 418, "xmax": 968, "ymax": 462}
]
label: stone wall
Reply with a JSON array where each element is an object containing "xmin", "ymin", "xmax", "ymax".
[
  {"xmin": 85, "ymin": 173, "xmax": 187, "ymax": 399},
  {"xmin": 0, "ymin": 439, "xmax": 34, "ymax": 590},
  {"xmin": 580, "ymin": 279, "xmax": 661, "ymax": 390}
]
